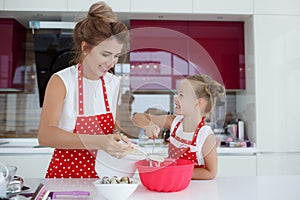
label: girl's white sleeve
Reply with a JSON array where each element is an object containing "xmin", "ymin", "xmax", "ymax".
[{"xmin": 195, "ymin": 126, "xmax": 214, "ymax": 166}]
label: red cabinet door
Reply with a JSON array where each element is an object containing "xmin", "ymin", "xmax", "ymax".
[
  {"xmin": 0, "ymin": 19, "xmax": 26, "ymax": 90},
  {"xmin": 130, "ymin": 20, "xmax": 245, "ymax": 90},
  {"xmin": 188, "ymin": 21, "xmax": 245, "ymax": 89},
  {"xmin": 130, "ymin": 20, "xmax": 189, "ymax": 91},
  {"xmin": 0, "ymin": 22, "xmax": 13, "ymax": 88}
]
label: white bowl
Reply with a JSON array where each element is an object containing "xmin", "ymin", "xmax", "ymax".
[
  {"xmin": 95, "ymin": 150, "xmax": 145, "ymax": 178},
  {"xmin": 94, "ymin": 179, "xmax": 139, "ymax": 200}
]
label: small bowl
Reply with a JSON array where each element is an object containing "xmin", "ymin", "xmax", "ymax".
[
  {"xmin": 94, "ymin": 179, "xmax": 139, "ymax": 200},
  {"xmin": 136, "ymin": 159, "xmax": 195, "ymax": 192}
]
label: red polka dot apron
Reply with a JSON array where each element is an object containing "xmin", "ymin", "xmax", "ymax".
[
  {"xmin": 46, "ymin": 64, "xmax": 114, "ymax": 178},
  {"xmin": 168, "ymin": 117, "xmax": 205, "ymax": 168}
]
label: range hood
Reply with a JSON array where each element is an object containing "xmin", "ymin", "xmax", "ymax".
[{"xmin": 29, "ymin": 21, "xmax": 76, "ymax": 33}]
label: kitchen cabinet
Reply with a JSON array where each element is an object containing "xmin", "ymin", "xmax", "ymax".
[
  {"xmin": 130, "ymin": 20, "xmax": 245, "ymax": 90},
  {"xmin": 130, "ymin": 20, "xmax": 189, "ymax": 90},
  {"xmin": 67, "ymin": 0, "xmax": 130, "ymax": 12},
  {"xmin": 0, "ymin": 0, "xmax": 3, "ymax": 10},
  {"xmin": 3, "ymin": 0, "xmax": 67, "ymax": 11},
  {"xmin": 2, "ymin": 153, "xmax": 257, "ymax": 178},
  {"xmin": 0, "ymin": 154, "xmax": 51, "ymax": 178},
  {"xmin": 131, "ymin": 0, "xmax": 193, "ymax": 13},
  {"xmin": 254, "ymin": 15, "xmax": 300, "ymax": 152},
  {"xmin": 218, "ymin": 155, "xmax": 256, "ymax": 176},
  {"xmin": 253, "ymin": 10, "xmax": 300, "ymax": 176},
  {"xmin": 257, "ymin": 153, "xmax": 300, "ymax": 175},
  {"xmin": 193, "ymin": 0, "xmax": 253, "ymax": 14},
  {"xmin": 0, "ymin": 19, "xmax": 26, "ymax": 90},
  {"xmin": 254, "ymin": 0, "xmax": 300, "ymax": 15},
  {"xmin": 188, "ymin": 21, "xmax": 245, "ymax": 89}
]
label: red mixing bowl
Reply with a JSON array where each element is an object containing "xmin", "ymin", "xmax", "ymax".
[{"xmin": 136, "ymin": 158, "xmax": 195, "ymax": 192}]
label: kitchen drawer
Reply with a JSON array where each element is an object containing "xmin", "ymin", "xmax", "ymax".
[
  {"xmin": 218, "ymin": 155, "xmax": 257, "ymax": 176},
  {"xmin": 0, "ymin": 153, "xmax": 52, "ymax": 178}
]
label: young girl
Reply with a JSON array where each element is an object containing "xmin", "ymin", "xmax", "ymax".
[{"xmin": 132, "ymin": 75, "xmax": 225, "ymax": 180}]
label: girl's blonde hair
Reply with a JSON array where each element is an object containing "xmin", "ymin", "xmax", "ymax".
[
  {"xmin": 187, "ymin": 75, "xmax": 225, "ymax": 113},
  {"xmin": 72, "ymin": 1, "xmax": 129, "ymax": 63}
]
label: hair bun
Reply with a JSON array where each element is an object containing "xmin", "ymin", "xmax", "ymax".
[
  {"xmin": 88, "ymin": 1, "xmax": 118, "ymax": 23},
  {"xmin": 208, "ymin": 80, "xmax": 225, "ymax": 98}
]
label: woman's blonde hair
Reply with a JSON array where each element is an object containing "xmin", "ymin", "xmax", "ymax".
[
  {"xmin": 72, "ymin": 1, "xmax": 129, "ymax": 63},
  {"xmin": 187, "ymin": 75, "xmax": 225, "ymax": 113}
]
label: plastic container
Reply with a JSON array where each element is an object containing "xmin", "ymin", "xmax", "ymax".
[
  {"xmin": 0, "ymin": 164, "xmax": 17, "ymax": 198},
  {"xmin": 136, "ymin": 159, "xmax": 195, "ymax": 192},
  {"xmin": 238, "ymin": 121, "xmax": 244, "ymax": 140}
]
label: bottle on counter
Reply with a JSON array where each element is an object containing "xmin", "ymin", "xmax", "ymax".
[{"xmin": 238, "ymin": 121, "xmax": 244, "ymax": 141}]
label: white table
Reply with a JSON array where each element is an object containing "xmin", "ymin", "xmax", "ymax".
[{"xmin": 22, "ymin": 176, "xmax": 300, "ymax": 200}]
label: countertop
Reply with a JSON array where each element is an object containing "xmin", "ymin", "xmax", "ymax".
[
  {"xmin": 0, "ymin": 138, "xmax": 257, "ymax": 155},
  {"xmin": 21, "ymin": 176, "xmax": 300, "ymax": 200}
]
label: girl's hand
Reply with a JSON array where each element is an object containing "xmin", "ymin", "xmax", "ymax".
[
  {"xmin": 144, "ymin": 122, "xmax": 161, "ymax": 138},
  {"xmin": 101, "ymin": 134, "xmax": 133, "ymax": 159}
]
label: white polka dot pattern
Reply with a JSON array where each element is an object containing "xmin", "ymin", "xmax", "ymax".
[{"xmin": 168, "ymin": 117, "xmax": 205, "ymax": 168}]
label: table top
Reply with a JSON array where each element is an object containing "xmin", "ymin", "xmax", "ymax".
[{"xmin": 21, "ymin": 175, "xmax": 300, "ymax": 200}]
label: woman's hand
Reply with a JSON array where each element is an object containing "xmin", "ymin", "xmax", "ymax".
[
  {"xmin": 144, "ymin": 122, "xmax": 161, "ymax": 138},
  {"xmin": 101, "ymin": 133, "xmax": 133, "ymax": 159}
]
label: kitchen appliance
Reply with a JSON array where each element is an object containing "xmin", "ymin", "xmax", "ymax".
[{"xmin": 33, "ymin": 33, "xmax": 75, "ymax": 107}]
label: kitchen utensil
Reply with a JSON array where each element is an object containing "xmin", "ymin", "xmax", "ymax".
[
  {"xmin": 136, "ymin": 159, "xmax": 195, "ymax": 192},
  {"xmin": 21, "ymin": 183, "xmax": 90, "ymax": 200},
  {"xmin": 152, "ymin": 137, "xmax": 155, "ymax": 154},
  {"xmin": 132, "ymin": 145, "xmax": 164, "ymax": 167},
  {"xmin": 120, "ymin": 137, "xmax": 165, "ymax": 167}
]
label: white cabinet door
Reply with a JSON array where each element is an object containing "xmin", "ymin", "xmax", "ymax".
[
  {"xmin": 67, "ymin": 0, "xmax": 130, "ymax": 12},
  {"xmin": 4, "ymin": 0, "xmax": 67, "ymax": 11},
  {"xmin": 254, "ymin": 0, "xmax": 300, "ymax": 15},
  {"xmin": 0, "ymin": 154, "xmax": 52, "ymax": 178},
  {"xmin": 254, "ymin": 15, "xmax": 300, "ymax": 152},
  {"xmin": 0, "ymin": 0, "xmax": 3, "ymax": 10},
  {"xmin": 131, "ymin": 0, "xmax": 193, "ymax": 13},
  {"xmin": 193, "ymin": 0, "xmax": 253, "ymax": 14},
  {"xmin": 218, "ymin": 155, "xmax": 256, "ymax": 176},
  {"xmin": 257, "ymin": 153, "xmax": 300, "ymax": 175}
]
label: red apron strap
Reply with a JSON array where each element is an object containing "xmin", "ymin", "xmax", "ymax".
[
  {"xmin": 77, "ymin": 64, "xmax": 111, "ymax": 115},
  {"xmin": 77, "ymin": 64, "xmax": 84, "ymax": 115},
  {"xmin": 171, "ymin": 117, "xmax": 206, "ymax": 144},
  {"xmin": 171, "ymin": 119, "xmax": 182, "ymax": 137},
  {"xmin": 101, "ymin": 77, "xmax": 111, "ymax": 112},
  {"xmin": 190, "ymin": 116, "xmax": 206, "ymax": 144}
]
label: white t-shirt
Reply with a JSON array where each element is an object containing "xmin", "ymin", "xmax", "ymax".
[
  {"xmin": 170, "ymin": 115, "xmax": 214, "ymax": 165},
  {"xmin": 55, "ymin": 65, "xmax": 120, "ymax": 132}
]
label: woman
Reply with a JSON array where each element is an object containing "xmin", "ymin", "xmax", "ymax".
[{"xmin": 38, "ymin": 1, "xmax": 132, "ymax": 178}]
